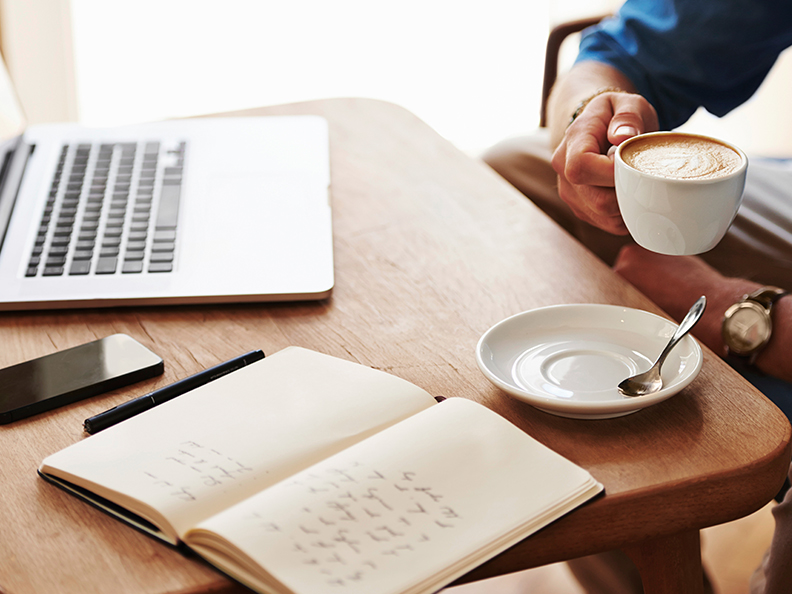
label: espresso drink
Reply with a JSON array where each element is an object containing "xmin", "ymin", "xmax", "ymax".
[{"xmin": 621, "ymin": 133, "xmax": 743, "ymax": 180}]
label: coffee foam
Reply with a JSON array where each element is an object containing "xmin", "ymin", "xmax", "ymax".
[{"xmin": 621, "ymin": 134, "xmax": 743, "ymax": 180}]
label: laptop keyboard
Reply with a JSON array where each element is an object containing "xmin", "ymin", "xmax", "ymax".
[{"xmin": 25, "ymin": 140, "xmax": 186, "ymax": 277}]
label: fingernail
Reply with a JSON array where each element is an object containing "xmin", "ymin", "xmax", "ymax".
[{"xmin": 614, "ymin": 125, "xmax": 638, "ymax": 137}]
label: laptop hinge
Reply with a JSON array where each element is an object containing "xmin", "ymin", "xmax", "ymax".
[{"xmin": 0, "ymin": 137, "xmax": 34, "ymax": 254}]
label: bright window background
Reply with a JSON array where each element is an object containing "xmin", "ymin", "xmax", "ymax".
[
  {"xmin": 69, "ymin": 0, "xmax": 558, "ymax": 154},
  {"xmin": 28, "ymin": 0, "xmax": 791, "ymax": 158}
]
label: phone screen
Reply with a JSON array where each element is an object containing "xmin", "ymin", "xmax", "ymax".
[{"xmin": 0, "ymin": 334, "xmax": 163, "ymax": 424}]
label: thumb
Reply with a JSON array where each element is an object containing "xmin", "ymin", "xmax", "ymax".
[
  {"xmin": 610, "ymin": 123, "xmax": 640, "ymax": 145},
  {"xmin": 607, "ymin": 99, "xmax": 650, "ymax": 146}
]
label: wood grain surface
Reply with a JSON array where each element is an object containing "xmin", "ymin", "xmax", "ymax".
[{"xmin": 0, "ymin": 98, "xmax": 789, "ymax": 594}]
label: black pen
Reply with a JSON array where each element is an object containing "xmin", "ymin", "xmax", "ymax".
[{"xmin": 83, "ymin": 349, "xmax": 265, "ymax": 434}]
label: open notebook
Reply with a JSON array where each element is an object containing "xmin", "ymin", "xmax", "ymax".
[{"xmin": 39, "ymin": 347, "xmax": 603, "ymax": 594}]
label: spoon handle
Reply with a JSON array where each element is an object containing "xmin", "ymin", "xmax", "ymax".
[{"xmin": 654, "ymin": 295, "xmax": 707, "ymax": 369}]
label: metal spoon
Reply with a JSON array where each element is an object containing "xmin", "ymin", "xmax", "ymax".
[{"xmin": 618, "ymin": 296, "xmax": 707, "ymax": 397}]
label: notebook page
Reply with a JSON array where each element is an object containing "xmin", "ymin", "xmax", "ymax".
[{"xmin": 185, "ymin": 398, "xmax": 602, "ymax": 594}]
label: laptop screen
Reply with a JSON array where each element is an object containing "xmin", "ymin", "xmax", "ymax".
[
  {"xmin": 0, "ymin": 54, "xmax": 25, "ymax": 141},
  {"xmin": 0, "ymin": 54, "xmax": 27, "ymax": 252}
]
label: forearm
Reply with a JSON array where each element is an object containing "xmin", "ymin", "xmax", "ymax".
[{"xmin": 547, "ymin": 60, "xmax": 638, "ymax": 149}]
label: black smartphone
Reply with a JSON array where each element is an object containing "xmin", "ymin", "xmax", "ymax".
[{"xmin": 0, "ymin": 334, "xmax": 163, "ymax": 424}]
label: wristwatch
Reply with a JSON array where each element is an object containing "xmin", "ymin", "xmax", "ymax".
[{"xmin": 722, "ymin": 286, "xmax": 788, "ymax": 366}]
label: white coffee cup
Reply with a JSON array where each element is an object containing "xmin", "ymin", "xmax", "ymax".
[{"xmin": 614, "ymin": 131, "xmax": 748, "ymax": 256}]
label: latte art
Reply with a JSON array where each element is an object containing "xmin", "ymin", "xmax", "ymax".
[{"xmin": 621, "ymin": 134, "xmax": 743, "ymax": 180}]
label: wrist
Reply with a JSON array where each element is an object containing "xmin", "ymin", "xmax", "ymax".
[
  {"xmin": 567, "ymin": 87, "xmax": 628, "ymax": 127},
  {"xmin": 721, "ymin": 285, "xmax": 790, "ymax": 377},
  {"xmin": 691, "ymin": 278, "xmax": 761, "ymax": 356}
]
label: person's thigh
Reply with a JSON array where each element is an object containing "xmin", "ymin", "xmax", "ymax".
[{"xmin": 703, "ymin": 158, "xmax": 792, "ymax": 290}]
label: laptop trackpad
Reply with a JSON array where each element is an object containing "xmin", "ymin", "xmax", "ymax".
[{"xmin": 181, "ymin": 173, "xmax": 330, "ymax": 274}]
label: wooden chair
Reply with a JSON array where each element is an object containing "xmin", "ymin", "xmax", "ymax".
[{"xmin": 539, "ymin": 16, "xmax": 607, "ymax": 127}]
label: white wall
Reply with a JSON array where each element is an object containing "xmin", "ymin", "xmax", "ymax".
[{"xmin": 68, "ymin": 0, "xmax": 550, "ymax": 153}]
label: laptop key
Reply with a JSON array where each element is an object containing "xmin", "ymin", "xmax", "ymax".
[
  {"xmin": 153, "ymin": 229, "xmax": 176, "ymax": 242},
  {"xmin": 151, "ymin": 241, "xmax": 175, "ymax": 252},
  {"xmin": 48, "ymin": 245, "xmax": 69, "ymax": 256},
  {"xmin": 148, "ymin": 261, "xmax": 173, "ymax": 273},
  {"xmin": 150, "ymin": 252, "xmax": 173, "ymax": 263},
  {"xmin": 95, "ymin": 257, "xmax": 117, "ymax": 274},
  {"xmin": 69, "ymin": 260, "xmax": 91, "ymax": 275},
  {"xmin": 42, "ymin": 266, "xmax": 64, "ymax": 276},
  {"xmin": 122, "ymin": 260, "xmax": 144, "ymax": 274}
]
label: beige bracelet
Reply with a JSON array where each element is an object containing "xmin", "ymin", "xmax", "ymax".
[{"xmin": 568, "ymin": 87, "xmax": 627, "ymax": 126}]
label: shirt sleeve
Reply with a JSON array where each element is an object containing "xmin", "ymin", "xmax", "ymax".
[{"xmin": 575, "ymin": 0, "xmax": 792, "ymax": 130}]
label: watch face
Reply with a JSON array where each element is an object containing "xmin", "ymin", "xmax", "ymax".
[{"xmin": 724, "ymin": 302, "xmax": 772, "ymax": 354}]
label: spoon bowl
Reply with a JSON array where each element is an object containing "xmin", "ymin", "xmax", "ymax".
[{"xmin": 618, "ymin": 296, "xmax": 707, "ymax": 397}]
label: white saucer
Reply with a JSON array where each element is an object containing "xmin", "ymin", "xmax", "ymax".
[{"xmin": 476, "ymin": 304, "xmax": 703, "ymax": 419}]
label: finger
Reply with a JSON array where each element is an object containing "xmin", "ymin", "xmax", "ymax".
[
  {"xmin": 561, "ymin": 131, "xmax": 615, "ymax": 187},
  {"xmin": 563, "ymin": 108, "xmax": 620, "ymax": 186},
  {"xmin": 567, "ymin": 150, "xmax": 615, "ymax": 187},
  {"xmin": 574, "ymin": 186, "xmax": 628, "ymax": 235},
  {"xmin": 607, "ymin": 94, "xmax": 659, "ymax": 146},
  {"xmin": 550, "ymin": 138, "xmax": 568, "ymax": 177},
  {"xmin": 557, "ymin": 167, "xmax": 620, "ymax": 220},
  {"xmin": 557, "ymin": 176, "xmax": 629, "ymax": 234},
  {"xmin": 556, "ymin": 174, "xmax": 596, "ymax": 224},
  {"xmin": 581, "ymin": 192, "xmax": 629, "ymax": 235}
]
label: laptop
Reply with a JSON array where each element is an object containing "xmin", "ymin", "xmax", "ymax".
[{"xmin": 0, "ymin": 59, "xmax": 333, "ymax": 311}]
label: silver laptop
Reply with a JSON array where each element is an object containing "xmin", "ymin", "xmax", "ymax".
[{"xmin": 0, "ymin": 59, "xmax": 333, "ymax": 311}]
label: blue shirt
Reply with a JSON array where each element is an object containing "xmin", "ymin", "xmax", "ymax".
[{"xmin": 576, "ymin": 0, "xmax": 792, "ymax": 129}]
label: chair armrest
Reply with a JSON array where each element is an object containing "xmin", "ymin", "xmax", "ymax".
[{"xmin": 540, "ymin": 15, "xmax": 608, "ymax": 127}]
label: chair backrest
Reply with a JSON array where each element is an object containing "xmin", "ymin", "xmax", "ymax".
[{"xmin": 540, "ymin": 15, "xmax": 607, "ymax": 127}]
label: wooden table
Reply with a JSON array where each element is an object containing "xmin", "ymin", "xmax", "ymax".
[{"xmin": 0, "ymin": 98, "xmax": 789, "ymax": 594}]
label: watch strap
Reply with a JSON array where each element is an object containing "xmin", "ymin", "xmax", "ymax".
[{"xmin": 746, "ymin": 286, "xmax": 788, "ymax": 309}]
